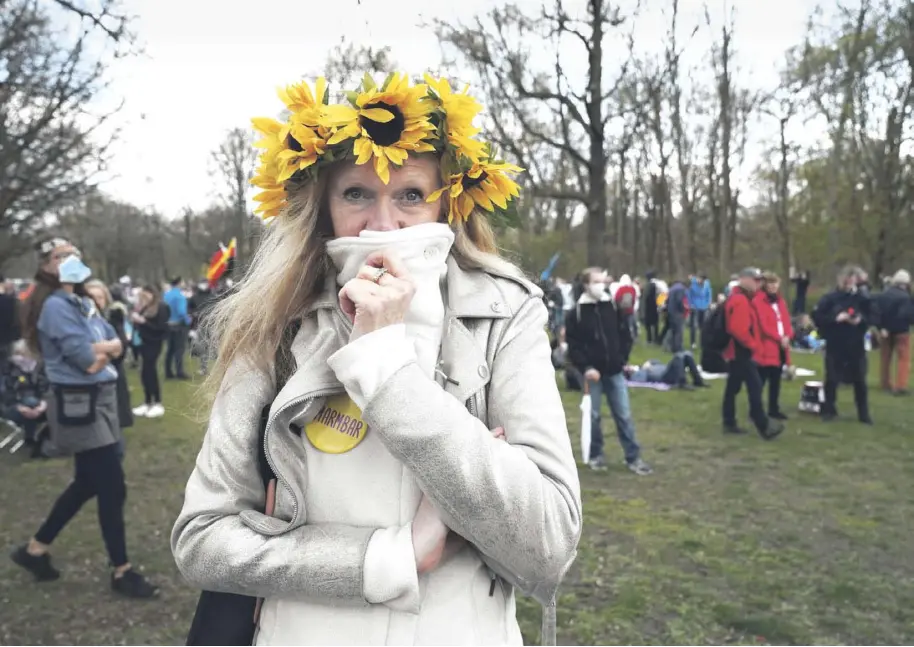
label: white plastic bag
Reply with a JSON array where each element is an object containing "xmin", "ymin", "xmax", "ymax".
[{"xmin": 579, "ymin": 391, "xmax": 592, "ymax": 464}]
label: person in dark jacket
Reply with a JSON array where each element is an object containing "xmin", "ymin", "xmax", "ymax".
[
  {"xmin": 811, "ymin": 266, "xmax": 873, "ymax": 424},
  {"xmin": 721, "ymin": 268, "xmax": 784, "ymax": 440},
  {"xmin": 130, "ymin": 285, "xmax": 170, "ymax": 419},
  {"xmin": 874, "ymin": 269, "xmax": 913, "ymax": 395},
  {"xmin": 643, "ymin": 271, "xmax": 660, "ymax": 345},
  {"xmin": 0, "ymin": 275, "xmax": 21, "ymax": 365},
  {"xmin": 666, "ymin": 279, "xmax": 688, "ymax": 353},
  {"xmin": 790, "ymin": 269, "xmax": 811, "ymax": 315},
  {"xmin": 565, "ymin": 267, "xmax": 652, "ymax": 475}
]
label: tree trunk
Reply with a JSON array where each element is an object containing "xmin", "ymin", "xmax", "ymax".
[{"xmin": 586, "ymin": 0, "xmax": 608, "ymax": 267}]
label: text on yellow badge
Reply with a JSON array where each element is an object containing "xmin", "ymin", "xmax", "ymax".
[{"xmin": 305, "ymin": 394, "xmax": 368, "ymax": 454}]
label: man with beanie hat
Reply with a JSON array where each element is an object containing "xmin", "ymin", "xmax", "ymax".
[
  {"xmin": 874, "ymin": 269, "xmax": 914, "ymax": 395},
  {"xmin": 721, "ymin": 267, "xmax": 785, "ymax": 440}
]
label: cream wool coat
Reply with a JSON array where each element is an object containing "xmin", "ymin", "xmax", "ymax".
[{"xmin": 171, "ymin": 256, "xmax": 583, "ymax": 645}]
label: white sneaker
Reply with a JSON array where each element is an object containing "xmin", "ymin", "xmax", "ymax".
[
  {"xmin": 146, "ymin": 404, "xmax": 165, "ymax": 418},
  {"xmin": 132, "ymin": 404, "xmax": 149, "ymax": 417}
]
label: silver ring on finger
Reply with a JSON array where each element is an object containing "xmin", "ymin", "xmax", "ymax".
[{"xmin": 372, "ymin": 267, "xmax": 389, "ymax": 284}]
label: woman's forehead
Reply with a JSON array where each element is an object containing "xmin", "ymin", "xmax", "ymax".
[{"xmin": 332, "ymin": 155, "xmax": 439, "ymax": 186}]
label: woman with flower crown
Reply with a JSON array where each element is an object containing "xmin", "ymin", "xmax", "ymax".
[{"xmin": 172, "ymin": 72, "xmax": 581, "ymax": 645}]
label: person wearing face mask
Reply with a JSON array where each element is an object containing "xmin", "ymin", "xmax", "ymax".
[
  {"xmin": 721, "ymin": 268, "xmax": 785, "ymax": 440},
  {"xmin": 11, "ymin": 242, "xmax": 158, "ymax": 598},
  {"xmin": 812, "ymin": 265, "xmax": 873, "ymax": 424},
  {"xmin": 753, "ymin": 272, "xmax": 793, "ymax": 420},
  {"xmin": 565, "ymin": 267, "xmax": 651, "ymax": 475},
  {"xmin": 172, "ymin": 74, "xmax": 581, "ymax": 646}
]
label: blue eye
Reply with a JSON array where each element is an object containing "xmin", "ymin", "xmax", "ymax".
[
  {"xmin": 402, "ymin": 189, "xmax": 424, "ymax": 203},
  {"xmin": 343, "ymin": 187, "xmax": 367, "ymax": 201}
]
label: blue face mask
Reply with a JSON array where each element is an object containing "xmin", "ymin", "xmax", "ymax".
[{"xmin": 58, "ymin": 255, "xmax": 92, "ymax": 284}]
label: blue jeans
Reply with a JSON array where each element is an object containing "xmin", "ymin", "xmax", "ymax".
[{"xmin": 587, "ymin": 372, "xmax": 641, "ymax": 464}]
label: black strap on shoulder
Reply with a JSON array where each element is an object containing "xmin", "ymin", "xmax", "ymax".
[{"xmin": 256, "ymin": 319, "xmax": 302, "ymax": 486}]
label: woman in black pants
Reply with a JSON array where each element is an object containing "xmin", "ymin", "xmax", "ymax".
[
  {"xmin": 131, "ymin": 285, "xmax": 170, "ymax": 419},
  {"xmin": 11, "ymin": 240, "xmax": 156, "ymax": 598}
]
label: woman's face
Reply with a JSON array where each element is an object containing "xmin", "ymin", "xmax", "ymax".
[
  {"xmin": 766, "ymin": 280, "xmax": 780, "ymax": 295},
  {"xmin": 41, "ymin": 243, "xmax": 77, "ymax": 276},
  {"xmin": 327, "ymin": 155, "xmax": 442, "ymax": 237},
  {"xmin": 87, "ymin": 286, "xmax": 107, "ymax": 312}
]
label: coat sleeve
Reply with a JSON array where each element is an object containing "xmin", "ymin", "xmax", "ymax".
[
  {"xmin": 812, "ymin": 292, "xmax": 839, "ymax": 331},
  {"xmin": 351, "ymin": 298, "xmax": 583, "ymax": 605},
  {"xmin": 171, "ymin": 360, "xmax": 417, "ymax": 609},
  {"xmin": 564, "ymin": 307, "xmax": 593, "ymax": 374},
  {"xmin": 753, "ymin": 297, "xmax": 779, "ymax": 342},
  {"xmin": 38, "ymin": 297, "xmax": 97, "ymax": 372},
  {"xmin": 726, "ymin": 296, "xmax": 757, "ymax": 351}
]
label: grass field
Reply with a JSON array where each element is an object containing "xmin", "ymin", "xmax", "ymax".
[{"xmin": 1, "ymin": 344, "xmax": 913, "ymax": 645}]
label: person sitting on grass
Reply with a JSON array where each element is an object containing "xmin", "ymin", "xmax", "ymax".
[
  {"xmin": 623, "ymin": 351, "xmax": 710, "ymax": 390},
  {"xmin": 1, "ymin": 340, "xmax": 51, "ymax": 458}
]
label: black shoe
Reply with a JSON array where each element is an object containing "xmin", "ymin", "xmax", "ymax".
[
  {"xmin": 859, "ymin": 415, "xmax": 874, "ymax": 425},
  {"xmin": 821, "ymin": 412, "xmax": 837, "ymax": 422},
  {"xmin": 760, "ymin": 420, "xmax": 785, "ymax": 440},
  {"xmin": 111, "ymin": 569, "xmax": 159, "ymax": 599},
  {"xmin": 723, "ymin": 424, "xmax": 749, "ymax": 435},
  {"xmin": 695, "ymin": 382, "xmax": 711, "ymax": 388},
  {"xmin": 11, "ymin": 545, "xmax": 60, "ymax": 581},
  {"xmin": 769, "ymin": 411, "xmax": 789, "ymax": 420},
  {"xmin": 176, "ymin": 374, "xmax": 190, "ymax": 380},
  {"xmin": 165, "ymin": 374, "xmax": 175, "ymax": 380},
  {"xmin": 894, "ymin": 389, "xmax": 910, "ymax": 397}
]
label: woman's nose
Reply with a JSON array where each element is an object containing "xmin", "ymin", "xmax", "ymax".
[{"xmin": 364, "ymin": 197, "xmax": 398, "ymax": 231}]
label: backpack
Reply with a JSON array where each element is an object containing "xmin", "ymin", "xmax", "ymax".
[
  {"xmin": 614, "ymin": 285, "xmax": 636, "ymax": 315},
  {"xmin": 704, "ymin": 305, "xmax": 730, "ymax": 352}
]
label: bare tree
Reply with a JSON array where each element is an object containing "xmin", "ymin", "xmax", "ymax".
[
  {"xmin": 436, "ymin": 0, "xmax": 639, "ymax": 267},
  {"xmin": 211, "ymin": 128, "xmax": 257, "ymax": 263},
  {"xmin": 0, "ymin": 0, "xmax": 124, "ymax": 260}
]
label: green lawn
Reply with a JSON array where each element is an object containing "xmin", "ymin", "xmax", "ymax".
[{"xmin": 2, "ymin": 346, "xmax": 913, "ymax": 645}]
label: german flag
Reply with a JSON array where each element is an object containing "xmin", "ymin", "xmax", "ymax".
[{"xmin": 206, "ymin": 237, "xmax": 237, "ymax": 287}]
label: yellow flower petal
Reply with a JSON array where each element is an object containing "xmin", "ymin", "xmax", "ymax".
[
  {"xmin": 374, "ymin": 154, "xmax": 390, "ymax": 184},
  {"xmin": 359, "ymin": 107, "xmax": 395, "ymax": 123},
  {"xmin": 426, "ymin": 186, "xmax": 448, "ymax": 203}
]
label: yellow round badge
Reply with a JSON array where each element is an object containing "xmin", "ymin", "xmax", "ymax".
[{"xmin": 305, "ymin": 394, "xmax": 368, "ymax": 454}]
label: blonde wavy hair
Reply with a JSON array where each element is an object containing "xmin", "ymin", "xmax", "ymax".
[{"xmin": 201, "ymin": 161, "xmax": 523, "ymax": 398}]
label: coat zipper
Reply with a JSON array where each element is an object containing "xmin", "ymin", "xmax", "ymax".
[{"xmin": 261, "ymin": 306, "xmax": 352, "ymax": 529}]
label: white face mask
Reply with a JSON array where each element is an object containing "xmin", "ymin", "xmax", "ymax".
[{"xmin": 587, "ymin": 282, "xmax": 606, "ymax": 300}]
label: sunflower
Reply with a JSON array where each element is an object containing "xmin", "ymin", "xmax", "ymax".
[
  {"xmin": 250, "ymin": 156, "xmax": 286, "ymax": 220},
  {"xmin": 251, "ymin": 115, "xmax": 326, "ymax": 184},
  {"xmin": 424, "ymin": 74, "xmax": 486, "ymax": 163},
  {"xmin": 277, "ymin": 77, "xmax": 328, "ymax": 118},
  {"xmin": 320, "ymin": 73, "xmax": 436, "ymax": 183},
  {"xmin": 427, "ymin": 160, "xmax": 523, "ymax": 223}
]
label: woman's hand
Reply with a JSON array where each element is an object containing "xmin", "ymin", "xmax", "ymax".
[
  {"xmin": 131, "ymin": 312, "xmax": 146, "ymax": 324},
  {"xmin": 412, "ymin": 428, "xmax": 507, "ymax": 574},
  {"xmin": 338, "ymin": 250, "xmax": 416, "ymax": 342}
]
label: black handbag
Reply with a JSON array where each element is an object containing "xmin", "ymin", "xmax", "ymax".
[{"xmin": 185, "ymin": 320, "xmax": 301, "ymax": 646}]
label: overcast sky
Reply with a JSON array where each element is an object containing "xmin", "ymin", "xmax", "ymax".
[{"xmin": 97, "ymin": 0, "xmax": 820, "ymax": 218}]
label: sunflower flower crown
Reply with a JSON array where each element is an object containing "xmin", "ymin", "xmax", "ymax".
[{"xmin": 250, "ymin": 72, "xmax": 523, "ymax": 226}]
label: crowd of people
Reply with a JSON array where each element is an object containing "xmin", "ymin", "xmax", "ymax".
[
  {"xmin": 0, "ymin": 237, "xmax": 232, "ymax": 600},
  {"xmin": 543, "ymin": 263, "xmax": 914, "ymax": 472}
]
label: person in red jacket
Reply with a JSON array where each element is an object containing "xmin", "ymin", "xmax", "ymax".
[
  {"xmin": 721, "ymin": 267, "xmax": 785, "ymax": 440},
  {"xmin": 753, "ymin": 272, "xmax": 793, "ymax": 420}
]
